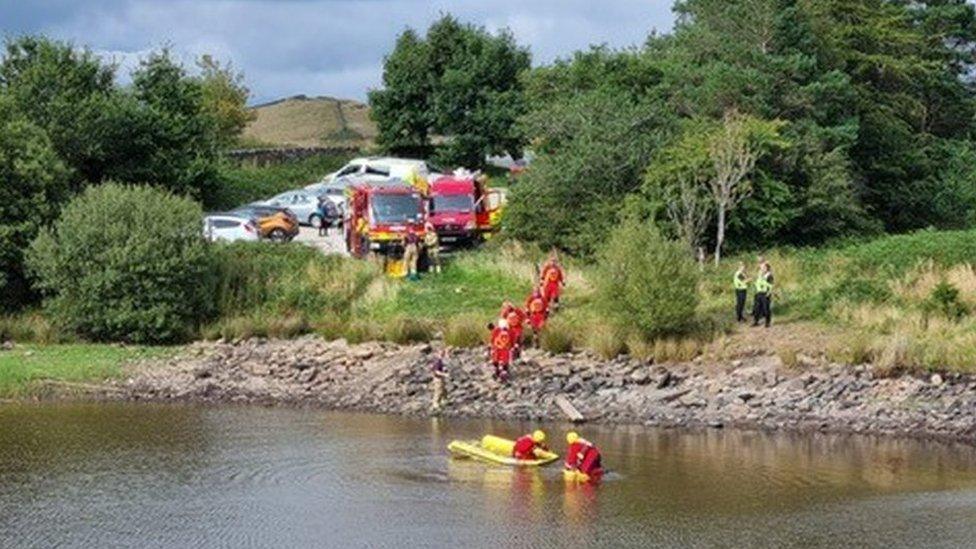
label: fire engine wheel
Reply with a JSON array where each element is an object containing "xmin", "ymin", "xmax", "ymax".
[{"xmin": 309, "ymin": 214, "xmax": 323, "ymax": 228}]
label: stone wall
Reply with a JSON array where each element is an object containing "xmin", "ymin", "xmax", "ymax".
[{"xmin": 225, "ymin": 146, "xmax": 360, "ymax": 167}]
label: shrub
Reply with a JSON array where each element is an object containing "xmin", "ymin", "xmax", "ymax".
[
  {"xmin": 585, "ymin": 323, "xmax": 626, "ymax": 360},
  {"xmin": 344, "ymin": 319, "xmax": 379, "ymax": 344},
  {"xmin": 382, "ymin": 316, "xmax": 434, "ymax": 344},
  {"xmin": 27, "ymin": 183, "xmax": 210, "ymax": 343},
  {"xmin": 443, "ymin": 313, "xmax": 487, "ymax": 348},
  {"xmin": 0, "ymin": 312, "xmax": 68, "ymax": 344},
  {"xmin": 595, "ymin": 217, "xmax": 699, "ymax": 338},
  {"xmin": 924, "ymin": 280, "xmax": 967, "ymax": 320},
  {"xmin": 539, "ymin": 319, "xmax": 575, "ymax": 354}
]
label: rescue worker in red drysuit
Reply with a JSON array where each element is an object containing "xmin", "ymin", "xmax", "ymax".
[
  {"xmin": 540, "ymin": 252, "xmax": 565, "ymax": 310},
  {"xmin": 488, "ymin": 319, "xmax": 514, "ymax": 382},
  {"xmin": 513, "ymin": 430, "xmax": 548, "ymax": 460},
  {"xmin": 565, "ymin": 431, "xmax": 603, "ymax": 478},
  {"xmin": 525, "ymin": 288, "xmax": 549, "ymax": 346},
  {"xmin": 500, "ymin": 300, "xmax": 526, "ymax": 359}
]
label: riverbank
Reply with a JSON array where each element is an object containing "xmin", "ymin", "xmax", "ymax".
[{"xmin": 109, "ymin": 334, "xmax": 976, "ymax": 445}]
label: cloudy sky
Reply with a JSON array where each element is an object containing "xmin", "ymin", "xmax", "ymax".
[{"xmin": 2, "ymin": 0, "xmax": 677, "ymax": 104}]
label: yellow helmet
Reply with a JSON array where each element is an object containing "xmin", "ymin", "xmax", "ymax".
[
  {"xmin": 532, "ymin": 430, "xmax": 546, "ymax": 443},
  {"xmin": 566, "ymin": 431, "xmax": 579, "ymax": 445}
]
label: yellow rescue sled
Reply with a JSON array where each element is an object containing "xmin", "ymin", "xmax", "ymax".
[{"xmin": 448, "ymin": 435, "xmax": 559, "ymax": 467}]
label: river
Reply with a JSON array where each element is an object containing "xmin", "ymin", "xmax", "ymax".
[{"xmin": 2, "ymin": 403, "xmax": 976, "ymax": 548}]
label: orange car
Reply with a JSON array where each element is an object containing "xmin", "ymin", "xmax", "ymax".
[{"xmin": 231, "ymin": 205, "xmax": 300, "ymax": 242}]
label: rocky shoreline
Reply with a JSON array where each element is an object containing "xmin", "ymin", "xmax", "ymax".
[{"xmin": 115, "ymin": 336, "xmax": 976, "ymax": 444}]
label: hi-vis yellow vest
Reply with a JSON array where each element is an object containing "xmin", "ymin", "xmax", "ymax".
[{"xmin": 733, "ymin": 271, "xmax": 748, "ymax": 290}]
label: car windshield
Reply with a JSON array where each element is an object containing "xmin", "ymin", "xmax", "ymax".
[
  {"xmin": 372, "ymin": 193, "xmax": 422, "ymax": 224},
  {"xmin": 432, "ymin": 194, "xmax": 473, "ymax": 213}
]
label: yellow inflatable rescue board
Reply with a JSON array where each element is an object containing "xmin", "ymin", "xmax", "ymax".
[{"xmin": 448, "ymin": 435, "xmax": 559, "ymax": 467}]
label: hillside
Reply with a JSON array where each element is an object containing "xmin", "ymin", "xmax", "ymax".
[{"xmin": 241, "ymin": 95, "xmax": 377, "ymax": 148}]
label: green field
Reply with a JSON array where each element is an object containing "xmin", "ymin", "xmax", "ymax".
[{"xmin": 0, "ymin": 344, "xmax": 171, "ymax": 398}]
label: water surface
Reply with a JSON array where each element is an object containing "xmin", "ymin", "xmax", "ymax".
[{"xmin": 2, "ymin": 403, "xmax": 976, "ymax": 548}]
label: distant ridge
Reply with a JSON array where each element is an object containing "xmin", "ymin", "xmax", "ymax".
[{"xmin": 242, "ymin": 95, "xmax": 376, "ymax": 148}]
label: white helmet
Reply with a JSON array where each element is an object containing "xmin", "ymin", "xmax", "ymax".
[{"xmin": 498, "ymin": 318, "xmax": 509, "ymax": 329}]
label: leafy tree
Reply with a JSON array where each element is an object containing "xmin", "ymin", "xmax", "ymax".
[
  {"xmin": 0, "ymin": 96, "xmax": 71, "ymax": 309},
  {"xmin": 369, "ymin": 29, "xmax": 433, "ymax": 158},
  {"xmin": 197, "ymin": 54, "xmax": 255, "ymax": 146},
  {"xmin": 27, "ymin": 183, "xmax": 211, "ymax": 343},
  {"xmin": 104, "ymin": 50, "xmax": 221, "ymax": 199},
  {"xmin": 507, "ymin": 87, "xmax": 672, "ymax": 255},
  {"xmin": 0, "ymin": 36, "xmax": 116, "ymax": 189},
  {"xmin": 369, "ymin": 15, "xmax": 531, "ymax": 169}
]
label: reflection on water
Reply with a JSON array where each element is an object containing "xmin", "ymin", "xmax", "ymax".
[{"xmin": 2, "ymin": 403, "xmax": 976, "ymax": 547}]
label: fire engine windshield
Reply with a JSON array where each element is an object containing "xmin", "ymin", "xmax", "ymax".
[
  {"xmin": 372, "ymin": 193, "xmax": 423, "ymax": 224},
  {"xmin": 432, "ymin": 194, "xmax": 473, "ymax": 213}
]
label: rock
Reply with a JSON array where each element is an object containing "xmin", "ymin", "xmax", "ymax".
[
  {"xmin": 737, "ymin": 391, "xmax": 755, "ymax": 403},
  {"xmin": 193, "ymin": 367, "xmax": 212, "ymax": 380},
  {"xmin": 657, "ymin": 388, "xmax": 692, "ymax": 403},
  {"xmin": 629, "ymin": 370, "xmax": 651, "ymax": 385},
  {"xmin": 656, "ymin": 370, "xmax": 673, "ymax": 389},
  {"xmin": 1, "ymin": 340, "xmax": 13, "ymax": 351},
  {"xmin": 931, "ymin": 373, "xmax": 944, "ymax": 387},
  {"xmin": 708, "ymin": 420, "xmax": 725, "ymax": 429}
]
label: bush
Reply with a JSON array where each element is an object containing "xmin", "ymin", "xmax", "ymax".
[
  {"xmin": 585, "ymin": 323, "xmax": 626, "ymax": 359},
  {"xmin": 27, "ymin": 183, "xmax": 210, "ymax": 343},
  {"xmin": 444, "ymin": 313, "xmax": 487, "ymax": 348},
  {"xmin": 382, "ymin": 316, "xmax": 434, "ymax": 344},
  {"xmin": 595, "ymin": 217, "xmax": 699, "ymax": 338},
  {"xmin": 925, "ymin": 280, "xmax": 967, "ymax": 320},
  {"xmin": 539, "ymin": 318, "xmax": 575, "ymax": 354}
]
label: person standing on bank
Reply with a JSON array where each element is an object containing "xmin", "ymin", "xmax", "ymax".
[
  {"xmin": 752, "ymin": 262, "xmax": 774, "ymax": 328},
  {"xmin": 429, "ymin": 348, "xmax": 450, "ymax": 413},
  {"xmin": 733, "ymin": 262, "xmax": 750, "ymax": 322}
]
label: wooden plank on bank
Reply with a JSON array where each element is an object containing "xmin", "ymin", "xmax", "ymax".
[{"xmin": 555, "ymin": 394, "xmax": 586, "ymax": 423}]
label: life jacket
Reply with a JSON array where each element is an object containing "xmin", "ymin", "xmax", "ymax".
[{"xmin": 492, "ymin": 329, "xmax": 512, "ymax": 350}]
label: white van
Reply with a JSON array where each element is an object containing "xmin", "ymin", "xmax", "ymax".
[{"xmin": 316, "ymin": 157, "xmax": 436, "ymax": 185}]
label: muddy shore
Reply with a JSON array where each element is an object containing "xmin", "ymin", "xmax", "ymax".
[{"xmin": 112, "ymin": 336, "xmax": 976, "ymax": 444}]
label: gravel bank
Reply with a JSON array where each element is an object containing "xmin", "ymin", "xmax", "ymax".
[{"xmin": 116, "ymin": 336, "xmax": 976, "ymax": 443}]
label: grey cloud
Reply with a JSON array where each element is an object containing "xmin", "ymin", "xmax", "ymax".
[{"xmin": 1, "ymin": 0, "xmax": 676, "ymax": 102}]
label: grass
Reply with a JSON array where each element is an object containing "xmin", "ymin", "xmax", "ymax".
[
  {"xmin": 0, "ymin": 344, "xmax": 171, "ymax": 398},
  {"xmin": 241, "ymin": 96, "xmax": 376, "ymax": 149},
  {"xmin": 13, "ymin": 226, "xmax": 976, "ymax": 376}
]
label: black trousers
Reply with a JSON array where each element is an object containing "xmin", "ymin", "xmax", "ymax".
[
  {"xmin": 735, "ymin": 289, "xmax": 747, "ymax": 321},
  {"xmin": 753, "ymin": 292, "xmax": 771, "ymax": 327}
]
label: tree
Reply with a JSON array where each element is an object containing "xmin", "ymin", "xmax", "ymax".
[
  {"xmin": 0, "ymin": 96, "xmax": 71, "ymax": 309},
  {"xmin": 197, "ymin": 55, "xmax": 254, "ymax": 146},
  {"xmin": 368, "ymin": 29, "xmax": 433, "ymax": 158},
  {"xmin": 103, "ymin": 50, "xmax": 221, "ymax": 199},
  {"xmin": 507, "ymin": 87, "xmax": 672, "ymax": 255},
  {"xmin": 0, "ymin": 36, "xmax": 116, "ymax": 190},
  {"xmin": 708, "ymin": 110, "xmax": 784, "ymax": 264},
  {"xmin": 369, "ymin": 15, "xmax": 531, "ymax": 169},
  {"xmin": 644, "ymin": 122, "xmax": 713, "ymax": 254}
]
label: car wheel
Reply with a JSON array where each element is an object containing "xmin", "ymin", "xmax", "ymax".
[
  {"xmin": 310, "ymin": 214, "xmax": 323, "ymax": 228},
  {"xmin": 269, "ymin": 228, "xmax": 288, "ymax": 243}
]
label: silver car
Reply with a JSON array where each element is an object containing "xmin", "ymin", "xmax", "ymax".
[{"xmin": 258, "ymin": 190, "xmax": 323, "ymax": 227}]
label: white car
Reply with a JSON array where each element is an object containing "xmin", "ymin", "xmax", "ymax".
[
  {"xmin": 315, "ymin": 157, "xmax": 439, "ymax": 185},
  {"xmin": 203, "ymin": 215, "xmax": 260, "ymax": 242},
  {"xmin": 257, "ymin": 190, "xmax": 323, "ymax": 227}
]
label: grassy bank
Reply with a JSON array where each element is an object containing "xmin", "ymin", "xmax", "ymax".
[
  {"xmin": 9, "ymin": 228, "xmax": 976, "ymax": 376},
  {"xmin": 0, "ymin": 344, "xmax": 170, "ymax": 398}
]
